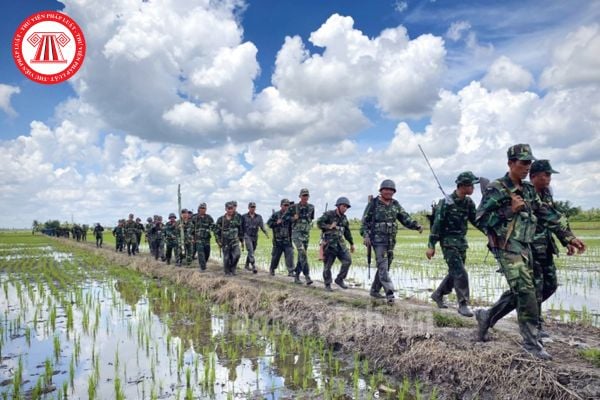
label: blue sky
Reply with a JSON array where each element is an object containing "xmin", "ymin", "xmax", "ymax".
[{"xmin": 1, "ymin": 0, "xmax": 599, "ymax": 227}]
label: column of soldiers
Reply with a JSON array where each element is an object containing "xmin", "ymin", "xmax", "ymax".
[{"xmin": 99, "ymin": 143, "xmax": 585, "ymax": 361}]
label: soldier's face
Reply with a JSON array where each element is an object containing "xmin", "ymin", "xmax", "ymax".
[
  {"xmin": 338, "ymin": 204, "xmax": 349, "ymax": 214},
  {"xmin": 281, "ymin": 204, "xmax": 289, "ymax": 212},
  {"xmin": 226, "ymin": 206, "xmax": 235, "ymax": 216},
  {"xmin": 380, "ymin": 188, "xmax": 395, "ymax": 200},
  {"xmin": 509, "ymin": 159, "xmax": 531, "ymax": 180},
  {"xmin": 531, "ymin": 172, "xmax": 551, "ymax": 190},
  {"xmin": 199, "ymin": 208, "xmax": 206, "ymax": 215}
]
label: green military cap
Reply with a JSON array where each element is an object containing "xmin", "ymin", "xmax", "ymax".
[
  {"xmin": 168, "ymin": 213, "xmax": 176, "ymax": 219},
  {"xmin": 455, "ymin": 171, "xmax": 480, "ymax": 185},
  {"xmin": 507, "ymin": 143, "xmax": 536, "ymax": 161},
  {"xmin": 299, "ymin": 188, "xmax": 310, "ymax": 196},
  {"xmin": 281, "ymin": 198, "xmax": 290, "ymax": 206},
  {"xmin": 198, "ymin": 202, "xmax": 207, "ymax": 209},
  {"xmin": 181, "ymin": 208, "xmax": 188, "ymax": 214},
  {"xmin": 231, "ymin": 200, "xmax": 237, "ymax": 207},
  {"xmin": 225, "ymin": 201, "xmax": 232, "ymax": 208},
  {"xmin": 248, "ymin": 201, "xmax": 256, "ymax": 207},
  {"xmin": 530, "ymin": 159, "xmax": 559, "ymax": 175}
]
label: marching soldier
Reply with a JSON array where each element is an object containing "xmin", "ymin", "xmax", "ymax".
[
  {"xmin": 112, "ymin": 219, "xmax": 125, "ymax": 252},
  {"xmin": 214, "ymin": 202, "xmax": 244, "ymax": 275},
  {"xmin": 360, "ymin": 179, "xmax": 423, "ymax": 303},
  {"xmin": 123, "ymin": 214, "xmax": 137, "ymax": 256},
  {"xmin": 179, "ymin": 209, "xmax": 194, "ymax": 265},
  {"xmin": 93, "ymin": 223, "xmax": 104, "ymax": 248},
  {"xmin": 163, "ymin": 213, "xmax": 181, "ymax": 265},
  {"xmin": 290, "ymin": 188, "xmax": 315, "ymax": 285},
  {"xmin": 146, "ymin": 217, "xmax": 156, "ymax": 257},
  {"xmin": 153, "ymin": 216, "xmax": 166, "ymax": 261},
  {"xmin": 242, "ymin": 202, "xmax": 269, "ymax": 273},
  {"xmin": 475, "ymin": 144, "xmax": 586, "ymax": 360},
  {"xmin": 193, "ymin": 203, "xmax": 214, "ymax": 271},
  {"xmin": 427, "ymin": 171, "xmax": 481, "ymax": 317},
  {"xmin": 317, "ymin": 197, "xmax": 355, "ymax": 291},
  {"xmin": 134, "ymin": 217, "xmax": 144, "ymax": 254},
  {"xmin": 267, "ymin": 199, "xmax": 295, "ymax": 276}
]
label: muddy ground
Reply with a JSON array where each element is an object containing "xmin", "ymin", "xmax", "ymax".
[{"xmin": 62, "ymin": 239, "xmax": 599, "ymax": 399}]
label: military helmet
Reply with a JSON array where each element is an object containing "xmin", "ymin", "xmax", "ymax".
[
  {"xmin": 146, "ymin": 217, "xmax": 152, "ymax": 222},
  {"xmin": 335, "ymin": 196, "xmax": 351, "ymax": 208},
  {"xmin": 280, "ymin": 198, "xmax": 290, "ymax": 206},
  {"xmin": 530, "ymin": 159, "xmax": 559, "ymax": 176},
  {"xmin": 299, "ymin": 188, "xmax": 310, "ymax": 197},
  {"xmin": 379, "ymin": 179, "xmax": 396, "ymax": 192},
  {"xmin": 455, "ymin": 171, "xmax": 480, "ymax": 186},
  {"xmin": 168, "ymin": 213, "xmax": 176, "ymax": 219},
  {"xmin": 248, "ymin": 201, "xmax": 256, "ymax": 208},
  {"xmin": 198, "ymin": 202, "xmax": 207, "ymax": 209}
]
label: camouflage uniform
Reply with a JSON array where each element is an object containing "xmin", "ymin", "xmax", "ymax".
[
  {"xmin": 146, "ymin": 218, "xmax": 156, "ymax": 257},
  {"xmin": 179, "ymin": 212, "xmax": 194, "ymax": 266},
  {"xmin": 267, "ymin": 200, "xmax": 294, "ymax": 275},
  {"xmin": 290, "ymin": 189, "xmax": 315, "ymax": 281},
  {"xmin": 317, "ymin": 207, "xmax": 354, "ymax": 287},
  {"xmin": 123, "ymin": 217, "xmax": 138, "ymax": 255},
  {"xmin": 192, "ymin": 204, "xmax": 214, "ymax": 271},
  {"xmin": 152, "ymin": 217, "xmax": 165, "ymax": 261},
  {"xmin": 112, "ymin": 221, "xmax": 125, "ymax": 252},
  {"xmin": 214, "ymin": 203, "xmax": 244, "ymax": 275},
  {"xmin": 163, "ymin": 216, "xmax": 181, "ymax": 265},
  {"xmin": 475, "ymin": 145, "xmax": 575, "ymax": 356},
  {"xmin": 428, "ymin": 172, "xmax": 480, "ymax": 310},
  {"xmin": 360, "ymin": 190, "xmax": 422, "ymax": 301},
  {"xmin": 242, "ymin": 203, "xmax": 268, "ymax": 273},
  {"xmin": 93, "ymin": 224, "xmax": 104, "ymax": 248}
]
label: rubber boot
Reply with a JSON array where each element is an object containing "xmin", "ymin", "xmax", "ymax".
[
  {"xmin": 305, "ymin": 276, "xmax": 313, "ymax": 286},
  {"xmin": 294, "ymin": 276, "xmax": 302, "ymax": 284},
  {"xmin": 520, "ymin": 321, "xmax": 552, "ymax": 360},
  {"xmin": 475, "ymin": 309, "xmax": 491, "ymax": 342},
  {"xmin": 458, "ymin": 302, "xmax": 474, "ymax": 317},
  {"xmin": 431, "ymin": 291, "xmax": 448, "ymax": 308},
  {"xmin": 334, "ymin": 278, "xmax": 348, "ymax": 289}
]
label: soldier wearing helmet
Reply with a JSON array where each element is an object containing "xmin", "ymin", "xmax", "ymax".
[
  {"xmin": 242, "ymin": 201, "xmax": 269, "ymax": 273},
  {"xmin": 146, "ymin": 217, "xmax": 156, "ymax": 257},
  {"xmin": 289, "ymin": 188, "xmax": 315, "ymax": 285},
  {"xmin": 214, "ymin": 202, "xmax": 244, "ymax": 276},
  {"xmin": 163, "ymin": 213, "xmax": 181, "ymax": 265},
  {"xmin": 360, "ymin": 179, "xmax": 423, "ymax": 303},
  {"xmin": 317, "ymin": 197, "xmax": 355, "ymax": 291},
  {"xmin": 93, "ymin": 223, "xmax": 104, "ymax": 248},
  {"xmin": 192, "ymin": 203, "xmax": 214, "ymax": 271}
]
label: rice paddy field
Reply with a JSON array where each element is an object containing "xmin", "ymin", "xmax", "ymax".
[{"xmin": 0, "ymin": 232, "xmax": 435, "ymax": 399}]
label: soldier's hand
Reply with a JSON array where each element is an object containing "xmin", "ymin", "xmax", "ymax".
[
  {"xmin": 350, "ymin": 244, "xmax": 355, "ymax": 253},
  {"xmin": 510, "ymin": 195, "xmax": 525, "ymax": 213},
  {"xmin": 566, "ymin": 244, "xmax": 576, "ymax": 256},
  {"xmin": 363, "ymin": 236, "xmax": 371, "ymax": 247},
  {"xmin": 330, "ymin": 221, "xmax": 337, "ymax": 229},
  {"xmin": 417, "ymin": 225, "xmax": 423, "ymax": 234},
  {"xmin": 276, "ymin": 218, "xmax": 282, "ymax": 225},
  {"xmin": 293, "ymin": 214, "xmax": 299, "ymax": 221},
  {"xmin": 426, "ymin": 248, "xmax": 435, "ymax": 259},
  {"xmin": 569, "ymin": 238, "xmax": 586, "ymax": 254}
]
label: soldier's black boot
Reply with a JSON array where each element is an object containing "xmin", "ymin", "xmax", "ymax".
[
  {"xmin": 431, "ymin": 291, "xmax": 448, "ymax": 308},
  {"xmin": 294, "ymin": 275, "xmax": 302, "ymax": 284},
  {"xmin": 244, "ymin": 263, "xmax": 251, "ymax": 271},
  {"xmin": 370, "ymin": 290, "xmax": 385, "ymax": 299},
  {"xmin": 324, "ymin": 284, "xmax": 333, "ymax": 292},
  {"xmin": 475, "ymin": 308, "xmax": 491, "ymax": 341},
  {"xmin": 334, "ymin": 278, "xmax": 348, "ymax": 289},
  {"xmin": 520, "ymin": 322, "xmax": 552, "ymax": 360},
  {"xmin": 252, "ymin": 263, "xmax": 258, "ymax": 274},
  {"xmin": 386, "ymin": 292, "xmax": 395, "ymax": 304},
  {"xmin": 458, "ymin": 302, "xmax": 474, "ymax": 317},
  {"xmin": 166, "ymin": 258, "xmax": 171, "ymax": 265},
  {"xmin": 305, "ymin": 276, "xmax": 313, "ymax": 286},
  {"xmin": 269, "ymin": 268, "xmax": 275, "ymax": 276}
]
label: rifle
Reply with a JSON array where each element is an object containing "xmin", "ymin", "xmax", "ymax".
[
  {"xmin": 367, "ymin": 195, "xmax": 373, "ymax": 279},
  {"xmin": 418, "ymin": 144, "xmax": 454, "ymax": 205},
  {"xmin": 177, "ymin": 184, "xmax": 186, "ymax": 264},
  {"xmin": 318, "ymin": 202, "xmax": 328, "ymax": 261}
]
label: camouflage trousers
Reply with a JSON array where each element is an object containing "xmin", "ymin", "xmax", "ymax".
[
  {"xmin": 115, "ymin": 236, "xmax": 124, "ymax": 252},
  {"xmin": 270, "ymin": 241, "xmax": 294, "ymax": 274},
  {"xmin": 370, "ymin": 244, "xmax": 395, "ymax": 296},
  {"xmin": 95, "ymin": 234, "xmax": 103, "ymax": 248},
  {"xmin": 165, "ymin": 241, "xmax": 180, "ymax": 265},
  {"xmin": 244, "ymin": 235, "xmax": 258, "ymax": 268},
  {"xmin": 125, "ymin": 235, "xmax": 137, "ymax": 255},
  {"xmin": 182, "ymin": 242, "xmax": 193, "ymax": 265},
  {"xmin": 532, "ymin": 249, "xmax": 558, "ymax": 310},
  {"xmin": 322, "ymin": 243, "xmax": 352, "ymax": 286},
  {"xmin": 292, "ymin": 233, "xmax": 310, "ymax": 278},
  {"xmin": 486, "ymin": 248, "xmax": 541, "ymax": 348},
  {"xmin": 196, "ymin": 241, "xmax": 211, "ymax": 270},
  {"xmin": 222, "ymin": 243, "xmax": 241, "ymax": 275},
  {"xmin": 434, "ymin": 246, "xmax": 470, "ymax": 305},
  {"xmin": 152, "ymin": 237, "xmax": 165, "ymax": 260}
]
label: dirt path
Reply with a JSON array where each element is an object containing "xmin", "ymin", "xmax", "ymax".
[{"xmin": 64, "ymin": 240, "xmax": 600, "ymax": 399}]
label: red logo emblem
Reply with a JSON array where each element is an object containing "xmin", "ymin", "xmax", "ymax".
[{"xmin": 12, "ymin": 11, "xmax": 86, "ymax": 84}]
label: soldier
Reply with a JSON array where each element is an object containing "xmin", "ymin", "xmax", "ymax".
[
  {"xmin": 214, "ymin": 202, "xmax": 244, "ymax": 275},
  {"xmin": 529, "ymin": 160, "xmax": 573, "ymax": 337},
  {"xmin": 93, "ymin": 223, "xmax": 104, "ymax": 248},
  {"xmin": 317, "ymin": 197, "xmax": 355, "ymax": 291},
  {"xmin": 179, "ymin": 209, "xmax": 194, "ymax": 266},
  {"xmin": 267, "ymin": 199, "xmax": 295, "ymax": 276},
  {"xmin": 134, "ymin": 217, "xmax": 144, "ymax": 254},
  {"xmin": 427, "ymin": 171, "xmax": 481, "ymax": 317},
  {"xmin": 290, "ymin": 188, "xmax": 315, "ymax": 284},
  {"xmin": 360, "ymin": 179, "xmax": 424, "ymax": 303},
  {"xmin": 153, "ymin": 215, "xmax": 166, "ymax": 261},
  {"xmin": 163, "ymin": 213, "xmax": 181, "ymax": 265},
  {"xmin": 82, "ymin": 224, "xmax": 88, "ymax": 241},
  {"xmin": 112, "ymin": 219, "xmax": 125, "ymax": 252},
  {"xmin": 145, "ymin": 217, "xmax": 156, "ymax": 257},
  {"xmin": 193, "ymin": 203, "xmax": 214, "ymax": 271},
  {"xmin": 474, "ymin": 144, "xmax": 586, "ymax": 360},
  {"xmin": 242, "ymin": 202, "xmax": 269, "ymax": 273},
  {"xmin": 123, "ymin": 214, "xmax": 137, "ymax": 256}
]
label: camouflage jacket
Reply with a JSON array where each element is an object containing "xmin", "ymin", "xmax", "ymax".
[
  {"xmin": 163, "ymin": 221, "xmax": 180, "ymax": 244},
  {"xmin": 360, "ymin": 196, "xmax": 421, "ymax": 245},
  {"xmin": 123, "ymin": 220, "xmax": 137, "ymax": 239},
  {"xmin": 93, "ymin": 225, "xmax": 104, "ymax": 237},
  {"xmin": 289, "ymin": 203, "xmax": 315, "ymax": 234},
  {"xmin": 214, "ymin": 214, "xmax": 243, "ymax": 247},
  {"xmin": 145, "ymin": 223, "xmax": 155, "ymax": 241},
  {"xmin": 151, "ymin": 222, "xmax": 164, "ymax": 241},
  {"xmin": 531, "ymin": 187, "xmax": 562, "ymax": 257},
  {"xmin": 192, "ymin": 214, "xmax": 214, "ymax": 243},
  {"xmin": 136, "ymin": 222, "xmax": 145, "ymax": 235},
  {"xmin": 317, "ymin": 210, "xmax": 354, "ymax": 248},
  {"xmin": 179, "ymin": 219, "xmax": 194, "ymax": 244},
  {"xmin": 112, "ymin": 226, "xmax": 124, "ymax": 238},
  {"xmin": 428, "ymin": 191, "xmax": 479, "ymax": 249},
  {"xmin": 267, "ymin": 210, "xmax": 293, "ymax": 244},
  {"xmin": 242, "ymin": 213, "xmax": 267, "ymax": 239},
  {"xmin": 475, "ymin": 173, "xmax": 574, "ymax": 254}
]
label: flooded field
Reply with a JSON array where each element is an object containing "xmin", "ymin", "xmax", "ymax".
[{"xmin": 0, "ymin": 233, "xmax": 431, "ymax": 399}]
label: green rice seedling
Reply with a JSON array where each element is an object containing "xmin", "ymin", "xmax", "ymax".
[
  {"xmin": 69, "ymin": 355, "xmax": 75, "ymax": 389},
  {"xmin": 12, "ymin": 356, "xmax": 23, "ymax": 397},
  {"xmin": 398, "ymin": 377, "xmax": 410, "ymax": 400},
  {"xmin": 49, "ymin": 303, "xmax": 57, "ymax": 332},
  {"xmin": 579, "ymin": 348, "xmax": 600, "ymax": 367},
  {"xmin": 31, "ymin": 376, "xmax": 43, "ymax": 400},
  {"xmin": 88, "ymin": 373, "xmax": 98, "ymax": 400},
  {"xmin": 53, "ymin": 334, "xmax": 61, "ymax": 361},
  {"xmin": 44, "ymin": 357, "xmax": 54, "ymax": 386},
  {"xmin": 114, "ymin": 376, "xmax": 125, "ymax": 400},
  {"xmin": 432, "ymin": 311, "xmax": 469, "ymax": 328},
  {"xmin": 24, "ymin": 326, "xmax": 31, "ymax": 347}
]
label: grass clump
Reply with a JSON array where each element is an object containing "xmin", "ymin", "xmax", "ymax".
[
  {"xmin": 579, "ymin": 348, "xmax": 600, "ymax": 367},
  {"xmin": 432, "ymin": 311, "xmax": 469, "ymax": 328}
]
